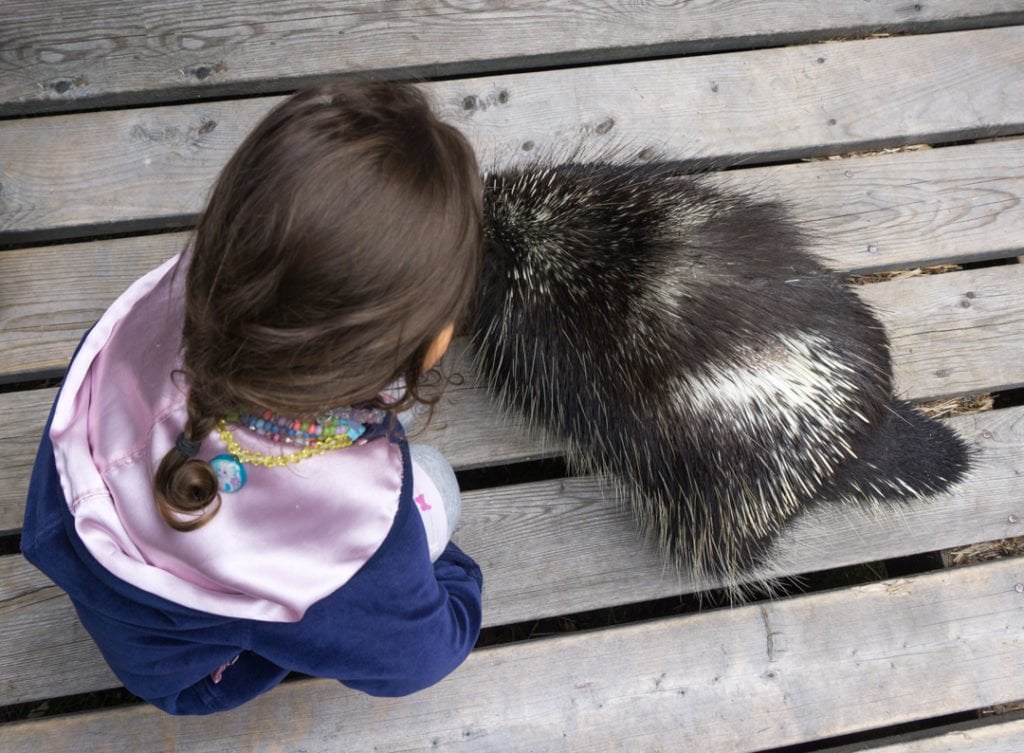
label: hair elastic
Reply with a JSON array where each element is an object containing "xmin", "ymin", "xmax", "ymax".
[{"xmin": 175, "ymin": 433, "xmax": 203, "ymax": 458}]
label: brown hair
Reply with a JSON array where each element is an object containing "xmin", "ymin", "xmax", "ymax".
[{"xmin": 154, "ymin": 82, "xmax": 482, "ymax": 531}]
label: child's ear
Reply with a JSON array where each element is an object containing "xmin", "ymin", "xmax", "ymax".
[{"xmin": 423, "ymin": 323, "xmax": 455, "ymax": 371}]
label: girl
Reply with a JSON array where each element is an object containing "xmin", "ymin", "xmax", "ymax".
[{"xmin": 22, "ymin": 82, "xmax": 484, "ymax": 715}]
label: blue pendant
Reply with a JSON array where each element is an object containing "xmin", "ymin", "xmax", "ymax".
[{"xmin": 210, "ymin": 454, "xmax": 247, "ymax": 493}]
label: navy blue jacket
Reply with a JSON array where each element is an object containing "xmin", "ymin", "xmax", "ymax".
[{"xmin": 22, "ymin": 404, "xmax": 483, "ymax": 715}]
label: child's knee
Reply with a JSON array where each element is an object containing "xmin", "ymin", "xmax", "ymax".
[{"xmin": 408, "ymin": 443, "xmax": 462, "ymax": 545}]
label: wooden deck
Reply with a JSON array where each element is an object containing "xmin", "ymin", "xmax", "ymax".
[{"xmin": 2, "ymin": 2, "xmax": 1024, "ymax": 751}]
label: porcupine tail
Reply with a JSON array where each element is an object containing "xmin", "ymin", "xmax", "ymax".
[{"xmin": 819, "ymin": 397, "xmax": 972, "ymax": 506}]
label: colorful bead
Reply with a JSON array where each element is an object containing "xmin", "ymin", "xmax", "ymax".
[
  {"xmin": 215, "ymin": 404, "xmax": 387, "ymax": 472},
  {"xmin": 233, "ymin": 405, "xmax": 386, "ymax": 448}
]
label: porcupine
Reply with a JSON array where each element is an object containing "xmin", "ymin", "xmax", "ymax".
[{"xmin": 469, "ymin": 158, "xmax": 971, "ymax": 587}]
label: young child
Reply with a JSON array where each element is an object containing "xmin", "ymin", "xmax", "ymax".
[{"xmin": 21, "ymin": 82, "xmax": 484, "ymax": 715}]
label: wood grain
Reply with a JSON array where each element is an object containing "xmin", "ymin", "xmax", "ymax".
[
  {"xmin": 0, "ymin": 555, "xmax": 119, "ymax": 704},
  {"xmin": 827, "ymin": 717, "xmax": 1024, "ymax": 753},
  {"xmin": 3, "ymin": 27, "xmax": 1024, "ymax": 242},
  {"xmin": 0, "ymin": 235, "xmax": 184, "ymax": 382},
  {"xmin": 3, "ymin": 0, "xmax": 1023, "ymax": 115},
  {"xmin": 3, "ymin": 136, "xmax": 1023, "ymax": 381},
  {"xmin": 859, "ymin": 265, "xmax": 1024, "ymax": 400},
  {"xmin": 2, "ymin": 405, "xmax": 1021, "ymax": 706},
  {"xmin": 0, "ymin": 389, "xmax": 56, "ymax": 536},
  {"xmin": 2, "ymin": 558, "xmax": 1021, "ymax": 752},
  {"xmin": 3, "ymin": 260, "xmax": 1023, "ymax": 531},
  {"xmin": 4, "ymin": 261, "xmax": 1023, "ymax": 530},
  {"xmin": 3, "ymin": 6, "xmax": 1022, "ymax": 748},
  {"xmin": 707, "ymin": 138, "xmax": 1024, "ymax": 274}
]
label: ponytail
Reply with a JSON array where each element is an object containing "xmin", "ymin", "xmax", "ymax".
[{"xmin": 153, "ymin": 396, "xmax": 220, "ymax": 532}]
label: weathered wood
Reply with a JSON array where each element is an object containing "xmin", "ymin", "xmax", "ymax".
[
  {"xmin": 4, "ymin": 27, "xmax": 1024, "ymax": 242},
  {"xmin": 4, "ymin": 136, "xmax": 1024, "ymax": 377},
  {"xmin": 3, "ymin": 261, "xmax": 1023, "ymax": 531},
  {"xmin": 0, "ymin": 389, "xmax": 56, "ymax": 536},
  {"xmin": 859, "ymin": 265, "xmax": 1024, "ymax": 401},
  {"xmin": 710, "ymin": 138, "xmax": 1024, "ymax": 275},
  {"xmin": 828, "ymin": 716, "xmax": 1024, "ymax": 753},
  {"xmin": 0, "ymin": 234, "xmax": 186, "ymax": 383},
  {"xmin": 4, "ymin": 0, "xmax": 1024, "ymax": 116},
  {"xmin": 2, "ymin": 558, "xmax": 1021, "ymax": 753},
  {"xmin": 4, "ymin": 260, "xmax": 1024, "ymax": 531},
  {"xmin": 3, "ymin": 405, "xmax": 1021, "ymax": 706},
  {"xmin": 5, "ymin": 136, "xmax": 1024, "ymax": 380},
  {"xmin": 0, "ymin": 555, "xmax": 119, "ymax": 703},
  {"xmin": 0, "ymin": 98, "xmax": 276, "ymax": 243}
]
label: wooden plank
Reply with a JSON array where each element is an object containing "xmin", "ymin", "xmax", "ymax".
[
  {"xmin": 3, "ymin": 135, "xmax": 1024, "ymax": 382},
  {"xmin": 828, "ymin": 716, "xmax": 1024, "ymax": 753},
  {"xmin": 709, "ymin": 138, "xmax": 1024, "ymax": 275},
  {"xmin": 0, "ymin": 389, "xmax": 56, "ymax": 536},
  {"xmin": 4, "ymin": 244, "xmax": 1021, "ymax": 395},
  {"xmin": 2, "ymin": 405, "xmax": 1021, "ymax": 706},
  {"xmin": 472, "ymin": 406, "xmax": 1024, "ymax": 628},
  {"xmin": 2, "ymin": 558, "xmax": 1021, "ymax": 753},
  {"xmin": 3, "ymin": 1, "xmax": 1023, "ymax": 115},
  {"xmin": 3, "ymin": 262, "xmax": 1023, "ymax": 531},
  {"xmin": 0, "ymin": 98, "xmax": 276, "ymax": 243},
  {"xmin": 0, "ymin": 554, "xmax": 119, "ymax": 703},
  {"xmin": 0, "ymin": 234, "xmax": 186, "ymax": 383},
  {"xmin": 860, "ymin": 265, "xmax": 1024, "ymax": 401},
  {"xmin": 4, "ymin": 26, "xmax": 1024, "ymax": 242}
]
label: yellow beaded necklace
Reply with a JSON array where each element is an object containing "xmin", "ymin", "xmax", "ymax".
[{"xmin": 215, "ymin": 419, "xmax": 356, "ymax": 468}]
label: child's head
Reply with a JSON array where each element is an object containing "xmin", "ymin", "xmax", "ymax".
[{"xmin": 155, "ymin": 81, "xmax": 482, "ymax": 529}]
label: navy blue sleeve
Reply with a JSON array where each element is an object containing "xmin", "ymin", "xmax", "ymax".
[
  {"xmin": 341, "ymin": 539, "xmax": 483, "ymax": 697},
  {"xmin": 247, "ymin": 495, "xmax": 483, "ymax": 698}
]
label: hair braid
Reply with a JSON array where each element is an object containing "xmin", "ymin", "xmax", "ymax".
[{"xmin": 153, "ymin": 390, "xmax": 221, "ymax": 532}]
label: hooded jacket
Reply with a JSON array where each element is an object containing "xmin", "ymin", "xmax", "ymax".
[{"xmin": 21, "ymin": 256, "xmax": 483, "ymax": 715}]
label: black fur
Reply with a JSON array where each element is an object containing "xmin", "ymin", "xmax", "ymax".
[{"xmin": 470, "ymin": 160, "xmax": 971, "ymax": 585}]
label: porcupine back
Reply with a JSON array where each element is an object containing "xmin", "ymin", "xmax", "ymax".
[{"xmin": 470, "ymin": 160, "xmax": 971, "ymax": 586}]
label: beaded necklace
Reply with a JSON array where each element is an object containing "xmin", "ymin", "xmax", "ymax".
[
  {"xmin": 210, "ymin": 406, "xmax": 387, "ymax": 493},
  {"xmin": 234, "ymin": 407, "xmax": 385, "ymax": 448}
]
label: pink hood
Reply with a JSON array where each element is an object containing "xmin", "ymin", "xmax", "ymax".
[{"xmin": 49, "ymin": 256, "xmax": 403, "ymax": 622}]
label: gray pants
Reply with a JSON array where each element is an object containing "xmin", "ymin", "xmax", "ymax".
[{"xmin": 408, "ymin": 443, "xmax": 461, "ymax": 541}]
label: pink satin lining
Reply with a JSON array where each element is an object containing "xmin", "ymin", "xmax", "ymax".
[{"xmin": 49, "ymin": 256, "xmax": 404, "ymax": 622}]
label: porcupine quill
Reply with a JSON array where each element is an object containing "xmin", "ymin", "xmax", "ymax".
[{"xmin": 468, "ymin": 157, "xmax": 971, "ymax": 590}]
